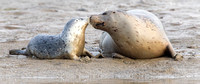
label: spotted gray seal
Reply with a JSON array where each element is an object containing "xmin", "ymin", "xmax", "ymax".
[
  {"xmin": 90, "ymin": 9, "xmax": 183, "ymax": 60},
  {"xmin": 9, "ymin": 18, "xmax": 94, "ymax": 60}
]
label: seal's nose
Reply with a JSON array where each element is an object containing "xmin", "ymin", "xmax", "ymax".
[
  {"xmin": 89, "ymin": 16, "xmax": 92, "ymax": 22},
  {"xmin": 90, "ymin": 15, "xmax": 101, "ymax": 24},
  {"xmin": 89, "ymin": 15, "xmax": 106, "ymax": 30},
  {"xmin": 77, "ymin": 17, "xmax": 89, "ymax": 24},
  {"xmin": 89, "ymin": 15, "xmax": 94, "ymax": 23}
]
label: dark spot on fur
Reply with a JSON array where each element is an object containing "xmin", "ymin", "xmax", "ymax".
[
  {"xmin": 136, "ymin": 40, "xmax": 139, "ymax": 42},
  {"xmin": 113, "ymin": 29, "xmax": 118, "ymax": 32},
  {"xmin": 126, "ymin": 41, "xmax": 131, "ymax": 45},
  {"xmin": 44, "ymin": 40, "xmax": 47, "ymax": 44},
  {"xmin": 113, "ymin": 12, "xmax": 115, "ymax": 13},
  {"xmin": 148, "ymin": 46, "xmax": 151, "ymax": 50},
  {"xmin": 64, "ymin": 44, "xmax": 66, "ymax": 47},
  {"xmin": 96, "ymin": 22, "xmax": 105, "ymax": 26},
  {"xmin": 55, "ymin": 42, "xmax": 58, "ymax": 45}
]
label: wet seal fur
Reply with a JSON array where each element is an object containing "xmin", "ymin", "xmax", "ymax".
[
  {"xmin": 90, "ymin": 9, "xmax": 183, "ymax": 61},
  {"xmin": 9, "ymin": 18, "xmax": 94, "ymax": 60}
]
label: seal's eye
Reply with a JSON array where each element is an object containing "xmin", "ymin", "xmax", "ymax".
[
  {"xmin": 102, "ymin": 12, "xmax": 107, "ymax": 15},
  {"xmin": 75, "ymin": 19, "xmax": 79, "ymax": 22},
  {"xmin": 79, "ymin": 18, "xmax": 83, "ymax": 20}
]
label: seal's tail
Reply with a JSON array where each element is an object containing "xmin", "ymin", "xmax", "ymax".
[{"xmin": 9, "ymin": 49, "xmax": 27, "ymax": 56}]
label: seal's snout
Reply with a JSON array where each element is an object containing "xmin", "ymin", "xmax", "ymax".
[
  {"xmin": 90, "ymin": 15, "xmax": 101, "ymax": 23},
  {"xmin": 75, "ymin": 17, "xmax": 89, "ymax": 26},
  {"xmin": 90, "ymin": 15, "xmax": 105, "ymax": 29}
]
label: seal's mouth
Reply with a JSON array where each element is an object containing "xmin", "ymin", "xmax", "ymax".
[{"xmin": 96, "ymin": 22, "xmax": 105, "ymax": 27}]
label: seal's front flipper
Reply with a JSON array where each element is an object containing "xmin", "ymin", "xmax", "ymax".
[
  {"xmin": 9, "ymin": 49, "xmax": 28, "ymax": 56},
  {"xmin": 112, "ymin": 53, "xmax": 125, "ymax": 59},
  {"xmin": 82, "ymin": 48, "xmax": 95, "ymax": 58},
  {"xmin": 69, "ymin": 54, "xmax": 80, "ymax": 60},
  {"xmin": 167, "ymin": 44, "xmax": 183, "ymax": 61},
  {"xmin": 79, "ymin": 56, "xmax": 91, "ymax": 63}
]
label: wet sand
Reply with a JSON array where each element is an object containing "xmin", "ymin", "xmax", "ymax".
[{"xmin": 0, "ymin": 0, "xmax": 200, "ymax": 83}]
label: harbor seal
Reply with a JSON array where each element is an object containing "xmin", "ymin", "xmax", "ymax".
[
  {"xmin": 9, "ymin": 18, "xmax": 94, "ymax": 60},
  {"xmin": 90, "ymin": 9, "xmax": 183, "ymax": 60}
]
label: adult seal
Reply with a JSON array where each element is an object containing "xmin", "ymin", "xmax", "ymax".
[
  {"xmin": 9, "ymin": 18, "xmax": 94, "ymax": 60},
  {"xmin": 90, "ymin": 9, "xmax": 183, "ymax": 60}
]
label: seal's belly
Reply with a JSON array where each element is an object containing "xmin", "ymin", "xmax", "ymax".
[
  {"xmin": 116, "ymin": 34, "xmax": 168, "ymax": 58},
  {"xmin": 118, "ymin": 18, "xmax": 169, "ymax": 58}
]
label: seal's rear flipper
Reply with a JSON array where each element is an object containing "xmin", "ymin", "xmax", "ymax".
[
  {"xmin": 173, "ymin": 53, "xmax": 183, "ymax": 61},
  {"xmin": 9, "ymin": 49, "xmax": 28, "ymax": 56},
  {"xmin": 166, "ymin": 44, "xmax": 183, "ymax": 61}
]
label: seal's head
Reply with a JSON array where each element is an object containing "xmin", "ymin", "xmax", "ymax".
[
  {"xmin": 90, "ymin": 10, "xmax": 126, "ymax": 32},
  {"xmin": 65, "ymin": 18, "xmax": 89, "ymax": 30}
]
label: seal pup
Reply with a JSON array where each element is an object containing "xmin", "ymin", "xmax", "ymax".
[
  {"xmin": 90, "ymin": 9, "xmax": 182, "ymax": 60},
  {"xmin": 9, "ymin": 18, "xmax": 94, "ymax": 60}
]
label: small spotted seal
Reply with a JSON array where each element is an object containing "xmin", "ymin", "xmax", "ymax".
[
  {"xmin": 90, "ymin": 9, "xmax": 183, "ymax": 60},
  {"xmin": 9, "ymin": 18, "xmax": 94, "ymax": 60}
]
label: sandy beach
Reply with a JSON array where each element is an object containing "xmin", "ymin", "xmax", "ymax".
[{"xmin": 1, "ymin": 0, "xmax": 200, "ymax": 83}]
